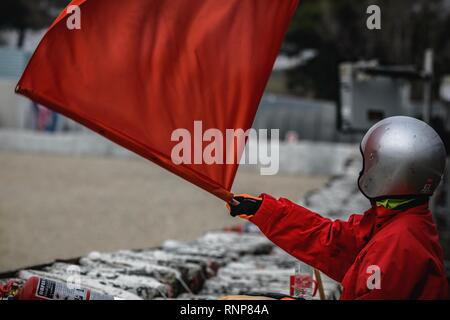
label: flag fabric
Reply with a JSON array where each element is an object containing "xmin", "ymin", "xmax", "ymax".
[{"xmin": 17, "ymin": 0, "xmax": 299, "ymax": 202}]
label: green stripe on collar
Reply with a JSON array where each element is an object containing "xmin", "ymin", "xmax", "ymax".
[{"xmin": 375, "ymin": 198, "xmax": 417, "ymax": 209}]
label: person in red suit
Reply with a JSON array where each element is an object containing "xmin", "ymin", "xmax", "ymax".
[{"xmin": 228, "ymin": 116, "xmax": 449, "ymax": 300}]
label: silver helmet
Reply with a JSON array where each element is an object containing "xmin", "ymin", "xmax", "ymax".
[{"xmin": 358, "ymin": 116, "xmax": 447, "ymax": 199}]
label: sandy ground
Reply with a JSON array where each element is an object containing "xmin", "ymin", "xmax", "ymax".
[{"xmin": 0, "ymin": 151, "xmax": 328, "ymax": 272}]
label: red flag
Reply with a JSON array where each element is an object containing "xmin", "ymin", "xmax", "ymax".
[{"xmin": 17, "ymin": 0, "xmax": 298, "ymax": 202}]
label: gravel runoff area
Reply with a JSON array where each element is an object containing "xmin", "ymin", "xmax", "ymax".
[
  {"xmin": 0, "ymin": 151, "xmax": 329, "ymax": 272},
  {"xmin": 0, "ymin": 156, "xmax": 367, "ymax": 300}
]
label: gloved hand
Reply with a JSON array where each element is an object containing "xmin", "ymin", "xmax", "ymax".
[{"xmin": 227, "ymin": 194, "xmax": 262, "ymax": 219}]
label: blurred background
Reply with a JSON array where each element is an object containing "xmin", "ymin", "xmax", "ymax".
[{"xmin": 0, "ymin": 0, "xmax": 449, "ymax": 279}]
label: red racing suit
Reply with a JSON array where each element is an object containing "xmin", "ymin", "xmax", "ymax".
[{"xmin": 249, "ymin": 194, "xmax": 449, "ymax": 300}]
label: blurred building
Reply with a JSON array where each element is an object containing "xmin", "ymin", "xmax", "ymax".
[
  {"xmin": 0, "ymin": 46, "xmax": 82, "ymax": 132},
  {"xmin": 0, "ymin": 47, "xmax": 30, "ymax": 129},
  {"xmin": 254, "ymin": 94, "xmax": 337, "ymax": 142}
]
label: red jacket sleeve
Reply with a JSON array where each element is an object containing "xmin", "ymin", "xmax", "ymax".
[{"xmin": 249, "ymin": 194, "xmax": 361, "ymax": 282}]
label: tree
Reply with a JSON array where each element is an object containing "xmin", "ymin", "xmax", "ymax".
[
  {"xmin": 283, "ymin": 0, "xmax": 450, "ymax": 100},
  {"xmin": 0, "ymin": 0, "xmax": 68, "ymax": 48}
]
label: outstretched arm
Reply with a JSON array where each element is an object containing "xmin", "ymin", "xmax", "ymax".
[{"xmin": 229, "ymin": 194, "xmax": 361, "ymax": 282}]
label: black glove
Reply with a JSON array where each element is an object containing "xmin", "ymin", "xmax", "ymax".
[{"xmin": 227, "ymin": 194, "xmax": 262, "ymax": 219}]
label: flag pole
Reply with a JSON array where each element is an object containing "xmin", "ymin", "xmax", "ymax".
[{"xmin": 314, "ymin": 268, "xmax": 326, "ymax": 300}]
